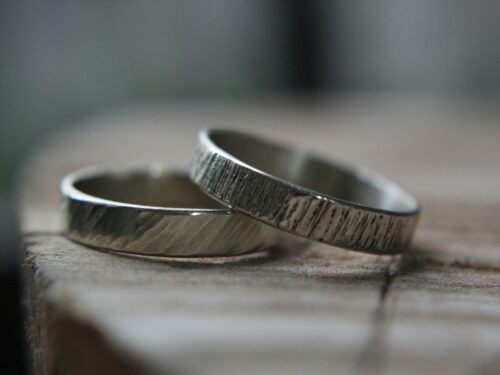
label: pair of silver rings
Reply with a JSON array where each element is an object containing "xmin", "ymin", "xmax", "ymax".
[{"xmin": 62, "ymin": 129, "xmax": 420, "ymax": 257}]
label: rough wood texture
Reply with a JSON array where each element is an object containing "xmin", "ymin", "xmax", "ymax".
[{"xmin": 21, "ymin": 98, "xmax": 500, "ymax": 375}]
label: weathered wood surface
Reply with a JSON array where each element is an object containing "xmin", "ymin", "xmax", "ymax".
[{"xmin": 21, "ymin": 98, "xmax": 500, "ymax": 375}]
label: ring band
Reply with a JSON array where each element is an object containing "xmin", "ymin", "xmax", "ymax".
[
  {"xmin": 61, "ymin": 164, "xmax": 278, "ymax": 257},
  {"xmin": 190, "ymin": 129, "xmax": 420, "ymax": 255}
]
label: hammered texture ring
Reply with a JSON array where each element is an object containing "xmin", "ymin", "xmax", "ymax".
[
  {"xmin": 61, "ymin": 164, "xmax": 278, "ymax": 257},
  {"xmin": 190, "ymin": 129, "xmax": 420, "ymax": 255}
]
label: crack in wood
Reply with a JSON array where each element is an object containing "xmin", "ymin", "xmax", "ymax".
[{"xmin": 353, "ymin": 256, "xmax": 401, "ymax": 375}]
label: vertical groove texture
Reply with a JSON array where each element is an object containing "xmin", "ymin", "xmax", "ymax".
[{"xmin": 190, "ymin": 142, "xmax": 418, "ymax": 255}]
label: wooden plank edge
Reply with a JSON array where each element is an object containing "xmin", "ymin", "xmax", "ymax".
[{"xmin": 22, "ymin": 242, "xmax": 151, "ymax": 375}]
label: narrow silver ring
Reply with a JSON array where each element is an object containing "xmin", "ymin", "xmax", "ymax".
[
  {"xmin": 61, "ymin": 164, "xmax": 278, "ymax": 257},
  {"xmin": 190, "ymin": 129, "xmax": 420, "ymax": 255}
]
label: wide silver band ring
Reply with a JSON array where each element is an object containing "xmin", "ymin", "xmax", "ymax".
[
  {"xmin": 61, "ymin": 164, "xmax": 278, "ymax": 257},
  {"xmin": 190, "ymin": 129, "xmax": 420, "ymax": 255}
]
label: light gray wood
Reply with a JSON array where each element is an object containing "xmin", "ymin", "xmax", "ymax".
[{"xmin": 21, "ymin": 98, "xmax": 500, "ymax": 375}]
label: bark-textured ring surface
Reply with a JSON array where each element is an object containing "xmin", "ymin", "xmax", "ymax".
[
  {"xmin": 190, "ymin": 129, "xmax": 420, "ymax": 255},
  {"xmin": 62, "ymin": 164, "xmax": 278, "ymax": 257}
]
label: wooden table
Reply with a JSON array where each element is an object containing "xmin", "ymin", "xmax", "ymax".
[{"xmin": 22, "ymin": 97, "xmax": 500, "ymax": 375}]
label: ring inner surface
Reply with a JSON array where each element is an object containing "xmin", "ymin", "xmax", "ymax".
[
  {"xmin": 75, "ymin": 173, "xmax": 224, "ymax": 209},
  {"xmin": 211, "ymin": 132, "xmax": 417, "ymax": 214}
]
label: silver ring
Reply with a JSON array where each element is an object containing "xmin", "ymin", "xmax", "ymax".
[
  {"xmin": 61, "ymin": 164, "xmax": 278, "ymax": 257},
  {"xmin": 190, "ymin": 129, "xmax": 420, "ymax": 255}
]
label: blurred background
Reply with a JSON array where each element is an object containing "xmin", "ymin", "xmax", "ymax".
[{"xmin": 1, "ymin": 1, "xmax": 499, "ymax": 374}]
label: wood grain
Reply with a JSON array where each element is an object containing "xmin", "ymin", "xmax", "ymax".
[{"xmin": 21, "ymin": 98, "xmax": 500, "ymax": 375}]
